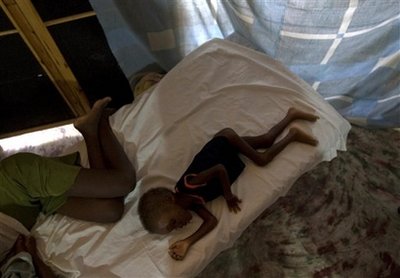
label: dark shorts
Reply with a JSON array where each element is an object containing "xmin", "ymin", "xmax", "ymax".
[{"xmin": 175, "ymin": 136, "xmax": 245, "ymax": 202}]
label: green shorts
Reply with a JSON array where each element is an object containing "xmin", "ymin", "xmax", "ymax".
[{"xmin": 0, "ymin": 152, "xmax": 81, "ymax": 229}]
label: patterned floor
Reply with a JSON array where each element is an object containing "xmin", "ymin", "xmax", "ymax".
[{"xmin": 198, "ymin": 126, "xmax": 400, "ymax": 278}]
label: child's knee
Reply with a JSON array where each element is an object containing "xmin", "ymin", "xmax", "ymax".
[
  {"xmin": 215, "ymin": 128, "xmax": 235, "ymax": 139},
  {"xmin": 102, "ymin": 199, "xmax": 124, "ymax": 222},
  {"xmin": 123, "ymin": 177, "xmax": 136, "ymax": 195},
  {"xmin": 256, "ymin": 154, "xmax": 272, "ymax": 166},
  {"xmin": 117, "ymin": 171, "xmax": 136, "ymax": 195}
]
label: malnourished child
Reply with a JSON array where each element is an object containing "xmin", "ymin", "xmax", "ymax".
[{"xmin": 138, "ymin": 107, "xmax": 319, "ymax": 260}]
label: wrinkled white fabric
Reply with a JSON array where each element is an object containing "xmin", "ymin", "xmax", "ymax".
[
  {"xmin": 1, "ymin": 252, "xmax": 36, "ymax": 278},
  {"xmin": 0, "ymin": 213, "xmax": 30, "ymax": 264},
  {"xmin": 34, "ymin": 39, "xmax": 350, "ymax": 278}
]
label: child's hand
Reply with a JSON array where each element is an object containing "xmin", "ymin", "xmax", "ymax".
[
  {"xmin": 169, "ymin": 240, "xmax": 190, "ymax": 261},
  {"xmin": 226, "ymin": 195, "xmax": 242, "ymax": 213}
]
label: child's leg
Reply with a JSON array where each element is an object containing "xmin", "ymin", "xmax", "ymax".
[
  {"xmin": 216, "ymin": 127, "xmax": 318, "ymax": 166},
  {"xmin": 241, "ymin": 107, "xmax": 319, "ymax": 149},
  {"xmin": 57, "ymin": 98, "xmax": 135, "ymax": 223},
  {"xmin": 57, "ymin": 197, "xmax": 124, "ymax": 223},
  {"xmin": 97, "ymin": 108, "xmax": 135, "ymax": 182},
  {"xmin": 258, "ymin": 127, "xmax": 318, "ymax": 165},
  {"xmin": 73, "ymin": 97, "xmax": 110, "ymax": 169},
  {"xmin": 65, "ymin": 98, "xmax": 135, "ymax": 199},
  {"xmin": 215, "ymin": 108, "xmax": 318, "ymax": 166}
]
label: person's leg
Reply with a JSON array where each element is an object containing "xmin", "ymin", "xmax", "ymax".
[
  {"xmin": 97, "ymin": 108, "xmax": 135, "ymax": 181},
  {"xmin": 216, "ymin": 127, "xmax": 318, "ymax": 166},
  {"xmin": 241, "ymin": 107, "xmax": 319, "ymax": 149},
  {"xmin": 73, "ymin": 97, "xmax": 111, "ymax": 169},
  {"xmin": 56, "ymin": 98, "xmax": 135, "ymax": 222},
  {"xmin": 215, "ymin": 108, "xmax": 319, "ymax": 166},
  {"xmin": 256, "ymin": 127, "xmax": 318, "ymax": 165},
  {"xmin": 65, "ymin": 97, "xmax": 136, "ymax": 199},
  {"xmin": 57, "ymin": 197, "xmax": 125, "ymax": 223}
]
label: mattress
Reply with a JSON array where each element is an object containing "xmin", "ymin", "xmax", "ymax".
[{"xmin": 33, "ymin": 39, "xmax": 350, "ymax": 277}]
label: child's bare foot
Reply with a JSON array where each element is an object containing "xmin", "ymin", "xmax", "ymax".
[
  {"xmin": 289, "ymin": 127, "xmax": 319, "ymax": 146},
  {"xmin": 288, "ymin": 107, "xmax": 319, "ymax": 122},
  {"xmin": 74, "ymin": 97, "xmax": 112, "ymax": 135}
]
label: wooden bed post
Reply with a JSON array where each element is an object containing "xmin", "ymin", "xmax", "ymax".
[{"xmin": 0, "ymin": 0, "xmax": 90, "ymax": 116}]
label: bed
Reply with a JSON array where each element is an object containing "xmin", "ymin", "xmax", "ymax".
[{"xmin": 3, "ymin": 39, "xmax": 398, "ymax": 277}]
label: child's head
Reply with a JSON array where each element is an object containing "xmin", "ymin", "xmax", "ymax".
[{"xmin": 138, "ymin": 187, "xmax": 192, "ymax": 234}]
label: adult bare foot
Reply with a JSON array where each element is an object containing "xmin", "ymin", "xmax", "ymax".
[
  {"xmin": 288, "ymin": 107, "xmax": 319, "ymax": 122},
  {"xmin": 289, "ymin": 127, "xmax": 319, "ymax": 146},
  {"xmin": 74, "ymin": 97, "xmax": 112, "ymax": 135}
]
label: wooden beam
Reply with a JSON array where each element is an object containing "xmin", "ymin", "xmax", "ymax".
[
  {"xmin": 0, "ymin": 0, "xmax": 90, "ymax": 116},
  {"xmin": 0, "ymin": 11, "xmax": 96, "ymax": 37},
  {"xmin": 45, "ymin": 11, "xmax": 96, "ymax": 27},
  {"xmin": 0, "ymin": 28, "xmax": 17, "ymax": 36}
]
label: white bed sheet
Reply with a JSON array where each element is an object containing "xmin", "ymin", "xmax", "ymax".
[{"xmin": 33, "ymin": 39, "xmax": 350, "ymax": 278}]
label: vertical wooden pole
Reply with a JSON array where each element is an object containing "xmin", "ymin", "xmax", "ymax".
[{"xmin": 0, "ymin": 0, "xmax": 90, "ymax": 116}]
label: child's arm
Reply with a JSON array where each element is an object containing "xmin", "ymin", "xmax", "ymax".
[
  {"xmin": 188, "ymin": 164, "xmax": 241, "ymax": 213},
  {"xmin": 168, "ymin": 205, "xmax": 217, "ymax": 261}
]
